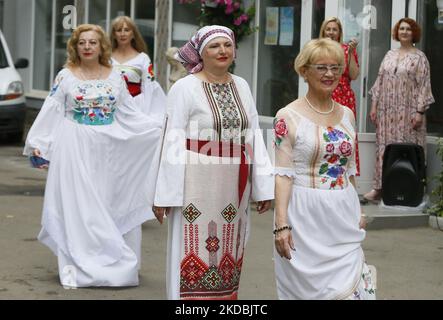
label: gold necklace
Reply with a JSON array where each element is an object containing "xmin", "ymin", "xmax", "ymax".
[
  {"xmin": 79, "ymin": 66, "xmax": 102, "ymax": 80},
  {"xmin": 305, "ymin": 96, "xmax": 335, "ymax": 115}
]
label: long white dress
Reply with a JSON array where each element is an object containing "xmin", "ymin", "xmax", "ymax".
[
  {"xmin": 23, "ymin": 68, "xmax": 163, "ymax": 287},
  {"xmin": 273, "ymin": 105, "xmax": 376, "ymax": 300},
  {"xmin": 112, "ymin": 52, "xmax": 166, "ymax": 122},
  {"xmin": 154, "ymin": 74, "xmax": 274, "ymax": 300}
]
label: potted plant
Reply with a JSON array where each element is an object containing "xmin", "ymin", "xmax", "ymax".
[{"xmin": 427, "ymin": 138, "xmax": 443, "ymax": 229}]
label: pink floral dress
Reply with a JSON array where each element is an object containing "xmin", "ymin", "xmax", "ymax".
[
  {"xmin": 369, "ymin": 48, "xmax": 434, "ymax": 190},
  {"xmin": 332, "ymin": 43, "xmax": 360, "ymax": 175}
]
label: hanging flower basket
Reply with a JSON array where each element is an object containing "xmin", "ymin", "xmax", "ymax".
[{"xmin": 177, "ymin": 0, "xmax": 257, "ymax": 45}]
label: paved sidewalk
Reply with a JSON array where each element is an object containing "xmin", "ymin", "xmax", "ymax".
[{"xmin": 0, "ymin": 145, "xmax": 442, "ymax": 300}]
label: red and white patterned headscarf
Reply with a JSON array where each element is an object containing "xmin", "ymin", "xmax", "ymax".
[{"xmin": 175, "ymin": 25, "xmax": 236, "ymax": 74}]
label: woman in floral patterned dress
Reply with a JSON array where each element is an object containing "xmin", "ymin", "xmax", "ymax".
[
  {"xmin": 363, "ymin": 18, "xmax": 434, "ymax": 202},
  {"xmin": 110, "ymin": 16, "xmax": 166, "ymax": 122},
  {"xmin": 23, "ymin": 24, "xmax": 163, "ymax": 287},
  {"xmin": 320, "ymin": 17, "xmax": 361, "ymax": 175},
  {"xmin": 273, "ymin": 38, "xmax": 376, "ymax": 299},
  {"xmin": 152, "ymin": 26, "xmax": 274, "ymax": 300}
]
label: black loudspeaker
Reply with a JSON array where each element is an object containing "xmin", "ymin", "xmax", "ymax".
[{"xmin": 382, "ymin": 143, "xmax": 426, "ymax": 207}]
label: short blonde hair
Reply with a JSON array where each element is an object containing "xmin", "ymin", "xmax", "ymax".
[
  {"xmin": 319, "ymin": 17, "xmax": 343, "ymax": 43},
  {"xmin": 294, "ymin": 38, "xmax": 345, "ymax": 75},
  {"xmin": 110, "ymin": 16, "xmax": 148, "ymax": 54},
  {"xmin": 65, "ymin": 24, "xmax": 112, "ymax": 68}
]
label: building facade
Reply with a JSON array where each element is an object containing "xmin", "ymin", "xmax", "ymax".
[{"xmin": 1, "ymin": 0, "xmax": 442, "ymax": 193}]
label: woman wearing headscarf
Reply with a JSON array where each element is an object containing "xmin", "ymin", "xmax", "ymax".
[{"xmin": 152, "ymin": 25, "xmax": 274, "ymax": 300}]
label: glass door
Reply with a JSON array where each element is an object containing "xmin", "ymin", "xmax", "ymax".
[
  {"xmin": 255, "ymin": 0, "xmax": 317, "ymax": 117},
  {"xmin": 337, "ymin": 0, "xmax": 394, "ymax": 134}
]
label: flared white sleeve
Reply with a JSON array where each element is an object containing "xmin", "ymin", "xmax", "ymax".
[
  {"xmin": 23, "ymin": 70, "xmax": 67, "ymax": 160},
  {"xmin": 140, "ymin": 53, "xmax": 167, "ymax": 122},
  {"xmin": 114, "ymin": 75, "xmax": 164, "ymax": 132},
  {"xmin": 154, "ymin": 80, "xmax": 190, "ymax": 207},
  {"xmin": 244, "ymin": 85, "xmax": 274, "ymax": 202}
]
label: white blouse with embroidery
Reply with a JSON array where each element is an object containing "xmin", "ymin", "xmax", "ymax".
[{"xmin": 112, "ymin": 52, "xmax": 166, "ymax": 122}]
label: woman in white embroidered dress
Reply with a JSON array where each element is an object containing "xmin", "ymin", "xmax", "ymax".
[
  {"xmin": 273, "ymin": 38, "xmax": 376, "ymax": 300},
  {"xmin": 23, "ymin": 24, "xmax": 163, "ymax": 287},
  {"xmin": 110, "ymin": 16, "xmax": 166, "ymax": 122},
  {"xmin": 152, "ymin": 26, "xmax": 274, "ymax": 300}
]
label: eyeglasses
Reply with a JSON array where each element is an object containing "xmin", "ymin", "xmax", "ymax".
[{"xmin": 307, "ymin": 64, "xmax": 344, "ymax": 75}]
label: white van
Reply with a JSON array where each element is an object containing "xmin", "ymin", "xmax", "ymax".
[{"xmin": 0, "ymin": 28, "xmax": 28, "ymax": 142}]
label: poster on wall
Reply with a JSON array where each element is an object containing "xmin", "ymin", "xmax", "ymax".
[
  {"xmin": 264, "ymin": 7, "xmax": 279, "ymax": 45},
  {"xmin": 279, "ymin": 7, "xmax": 294, "ymax": 46}
]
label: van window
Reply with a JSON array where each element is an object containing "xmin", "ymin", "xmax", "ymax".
[{"xmin": 0, "ymin": 40, "xmax": 8, "ymax": 68}]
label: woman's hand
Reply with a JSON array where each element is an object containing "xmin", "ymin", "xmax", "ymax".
[
  {"xmin": 256, "ymin": 200, "xmax": 272, "ymax": 214},
  {"xmin": 152, "ymin": 206, "xmax": 170, "ymax": 224},
  {"xmin": 369, "ymin": 105, "xmax": 377, "ymax": 124},
  {"xmin": 412, "ymin": 113, "xmax": 424, "ymax": 130},
  {"xmin": 359, "ymin": 214, "xmax": 367, "ymax": 229},
  {"xmin": 274, "ymin": 229, "xmax": 295, "ymax": 260},
  {"xmin": 32, "ymin": 148, "xmax": 49, "ymax": 169},
  {"xmin": 348, "ymin": 38, "xmax": 359, "ymax": 52}
]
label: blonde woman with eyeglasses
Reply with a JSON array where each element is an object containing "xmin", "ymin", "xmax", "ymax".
[{"xmin": 273, "ymin": 38, "xmax": 375, "ymax": 300}]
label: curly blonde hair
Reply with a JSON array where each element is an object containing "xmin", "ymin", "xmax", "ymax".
[
  {"xmin": 110, "ymin": 16, "xmax": 148, "ymax": 54},
  {"xmin": 65, "ymin": 24, "xmax": 112, "ymax": 68},
  {"xmin": 319, "ymin": 17, "xmax": 343, "ymax": 44}
]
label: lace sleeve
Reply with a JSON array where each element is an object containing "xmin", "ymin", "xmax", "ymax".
[{"xmin": 273, "ymin": 108, "xmax": 297, "ymax": 178}]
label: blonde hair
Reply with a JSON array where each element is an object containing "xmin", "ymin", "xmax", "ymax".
[
  {"xmin": 294, "ymin": 38, "xmax": 345, "ymax": 76},
  {"xmin": 319, "ymin": 17, "xmax": 343, "ymax": 43},
  {"xmin": 110, "ymin": 16, "xmax": 148, "ymax": 54},
  {"xmin": 65, "ymin": 24, "xmax": 112, "ymax": 68}
]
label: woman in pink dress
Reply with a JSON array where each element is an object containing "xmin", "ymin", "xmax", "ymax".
[
  {"xmin": 320, "ymin": 17, "xmax": 361, "ymax": 175},
  {"xmin": 363, "ymin": 18, "xmax": 434, "ymax": 202}
]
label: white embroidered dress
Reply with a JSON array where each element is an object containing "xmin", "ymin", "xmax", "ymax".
[
  {"xmin": 23, "ymin": 68, "xmax": 163, "ymax": 287},
  {"xmin": 154, "ymin": 74, "xmax": 274, "ymax": 300},
  {"xmin": 273, "ymin": 105, "xmax": 376, "ymax": 300},
  {"xmin": 112, "ymin": 52, "xmax": 166, "ymax": 122}
]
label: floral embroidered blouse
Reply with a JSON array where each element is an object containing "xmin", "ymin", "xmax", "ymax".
[{"xmin": 274, "ymin": 105, "xmax": 357, "ymax": 190}]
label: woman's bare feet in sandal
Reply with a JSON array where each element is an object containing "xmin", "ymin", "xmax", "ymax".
[{"xmin": 363, "ymin": 189, "xmax": 382, "ymax": 202}]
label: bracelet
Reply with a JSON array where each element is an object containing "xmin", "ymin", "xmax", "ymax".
[
  {"xmin": 416, "ymin": 111, "xmax": 425, "ymax": 115},
  {"xmin": 273, "ymin": 225, "xmax": 292, "ymax": 235}
]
